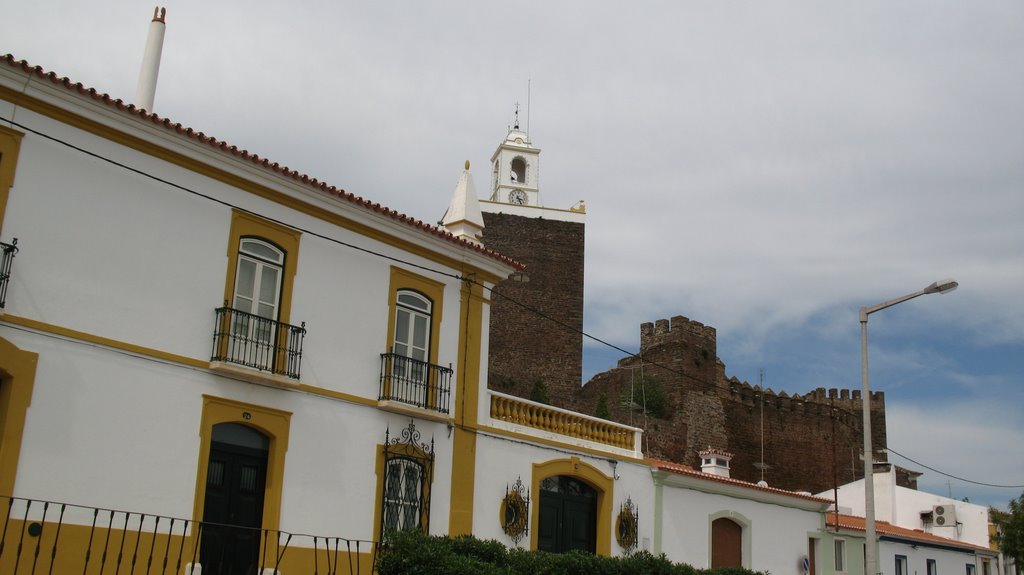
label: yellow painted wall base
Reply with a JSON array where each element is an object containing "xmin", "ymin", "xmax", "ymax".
[{"xmin": 0, "ymin": 519, "xmax": 376, "ymax": 575}]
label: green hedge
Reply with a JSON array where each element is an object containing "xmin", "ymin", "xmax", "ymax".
[{"xmin": 375, "ymin": 530, "xmax": 769, "ymax": 575}]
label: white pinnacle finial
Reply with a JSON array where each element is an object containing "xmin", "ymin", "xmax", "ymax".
[{"xmin": 441, "ymin": 161, "xmax": 485, "ymax": 245}]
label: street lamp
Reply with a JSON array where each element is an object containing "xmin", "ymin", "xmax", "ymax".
[{"xmin": 860, "ymin": 278, "xmax": 958, "ymax": 575}]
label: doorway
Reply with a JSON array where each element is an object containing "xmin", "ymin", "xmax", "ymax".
[
  {"xmin": 537, "ymin": 475, "xmax": 597, "ymax": 554},
  {"xmin": 201, "ymin": 423, "xmax": 269, "ymax": 574},
  {"xmin": 711, "ymin": 517, "xmax": 742, "ymax": 568}
]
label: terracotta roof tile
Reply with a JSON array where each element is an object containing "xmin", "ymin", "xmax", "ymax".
[
  {"xmin": 1, "ymin": 53, "xmax": 524, "ymax": 271},
  {"xmin": 827, "ymin": 514, "xmax": 992, "ymax": 553},
  {"xmin": 648, "ymin": 458, "xmax": 833, "ymax": 503}
]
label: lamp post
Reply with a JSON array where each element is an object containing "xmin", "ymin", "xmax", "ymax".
[{"xmin": 860, "ymin": 278, "xmax": 958, "ymax": 575}]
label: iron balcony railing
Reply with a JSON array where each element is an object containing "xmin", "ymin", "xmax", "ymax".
[
  {"xmin": 211, "ymin": 306, "xmax": 306, "ymax": 380},
  {"xmin": 1, "ymin": 239, "xmax": 17, "ymax": 309},
  {"xmin": 379, "ymin": 353, "xmax": 452, "ymax": 415},
  {"xmin": 0, "ymin": 495, "xmax": 374, "ymax": 575}
]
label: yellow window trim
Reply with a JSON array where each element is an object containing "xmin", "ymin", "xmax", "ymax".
[
  {"xmin": 0, "ymin": 85, "xmax": 507, "ymax": 285},
  {"xmin": 190, "ymin": 395, "xmax": 291, "ymax": 543},
  {"xmin": 371, "ymin": 437, "xmax": 434, "ymax": 541},
  {"xmin": 530, "ymin": 456, "xmax": 613, "ymax": 556},
  {"xmin": 0, "ymin": 125, "xmax": 24, "ymax": 236},
  {"xmin": 0, "ymin": 336, "xmax": 38, "ymax": 497}
]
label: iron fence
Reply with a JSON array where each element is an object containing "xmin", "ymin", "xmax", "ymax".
[{"xmin": 0, "ymin": 495, "xmax": 374, "ymax": 575}]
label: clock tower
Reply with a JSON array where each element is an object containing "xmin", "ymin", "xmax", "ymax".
[{"xmin": 489, "ymin": 110, "xmax": 541, "ymax": 207}]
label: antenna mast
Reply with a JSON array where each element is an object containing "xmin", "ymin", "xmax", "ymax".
[
  {"xmin": 759, "ymin": 369, "xmax": 765, "ymax": 482},
  {"xmin": 526, "ymin": 78, "xmax": 531, "ymax": 140}
]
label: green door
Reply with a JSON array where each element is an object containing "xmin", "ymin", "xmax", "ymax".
[
  {"xmin": 537, "ymin": 476, "xmax": 597, "ymax": 554},
  {"xmin": 201, "ymin": 423, "xmax": 269, "ymax": 574}
]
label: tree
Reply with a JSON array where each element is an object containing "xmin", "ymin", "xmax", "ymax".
[
  {"xmin": 992, "ymin": 491, "xmax": 1024, "ymax": 575},
  {"xmin": 595, "ymin": 394, "xmax": 611, "ymax": 420},
  {"xmin": 529, "ymin": 379, "xmax": 550, "ymax": 405}
]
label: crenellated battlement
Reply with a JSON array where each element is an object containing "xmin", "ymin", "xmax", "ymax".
[
  {"xmin": 640, "ymin": 315, "xmax": 717, "ymax": 355},
  {"xmin": 725, "ymin": 379, "xmax": 884, "ymax": 410}
]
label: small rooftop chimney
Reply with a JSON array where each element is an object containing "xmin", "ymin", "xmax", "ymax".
[
  {"xmin": 134, "ymin": 7, "xmax": 167, "ymax": 112},
  {"xmin": 699, "ymin": 447, "xmax": 734, "ymax": 478}
]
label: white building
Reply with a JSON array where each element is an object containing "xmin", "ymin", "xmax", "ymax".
[
  {"xmin": 817, "ymin": 464, "xmax": 1000, "ymax": 575},
  {"xmin": 652, "ymin": 452, "xmax": 832, "ymax": 575}
]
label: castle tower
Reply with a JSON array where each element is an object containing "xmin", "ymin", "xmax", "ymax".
[
  {"xmin": 479, "ymin": 120, "xmax": 587, "ymax": 406},
  {"xmin": 489, "ymin": 109, "xmax": 541, "ymax": 207}
]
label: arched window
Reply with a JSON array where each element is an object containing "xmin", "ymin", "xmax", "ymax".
[
  {"xmin": 393, "ymin": 290, "xmax": 432, "ymax": 364},
  {"xmin": 383, "ymin": 456, "xmax": 426, "ymax": 532},
  {"xmin": 233, "ymin": 238, "xmax": 285, "ymax": 323}
]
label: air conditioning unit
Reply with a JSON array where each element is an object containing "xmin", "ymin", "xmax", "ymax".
[{"xmin": 933, "ymin": 504, "xmax": 957, "ymax": 526}]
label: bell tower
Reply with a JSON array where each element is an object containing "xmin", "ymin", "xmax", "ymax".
[{"xmin": 489, "ymin": 106, "xmax": 541, "ymax": 207}]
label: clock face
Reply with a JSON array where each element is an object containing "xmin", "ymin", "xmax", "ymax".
[{"xmin": 509, "ymin": 189, "xmax": 527, "ymax": 205}]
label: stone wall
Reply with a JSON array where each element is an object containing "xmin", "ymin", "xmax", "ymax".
[{"xmin": 576, "ymin": 315, "xmax": 888, "ymax": 494}]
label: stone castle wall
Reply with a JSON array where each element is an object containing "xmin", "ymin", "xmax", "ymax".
[{"xmin": 576, "ymin": 315, "xmax": 888, "ymax": 494}]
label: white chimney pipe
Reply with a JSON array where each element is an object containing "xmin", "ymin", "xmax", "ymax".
[{"xmin": 134, "ymin": 7, "xmax": 167, "ymax": 113}]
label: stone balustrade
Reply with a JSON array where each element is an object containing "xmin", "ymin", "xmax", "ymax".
[{"xmin": 489, "ymin": 391, "xmax": 640, "ymax": 453}]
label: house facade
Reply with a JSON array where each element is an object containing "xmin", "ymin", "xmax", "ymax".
[{"xmin": 0, "ymin": 52, "xmax": 520, "ymax": 573}]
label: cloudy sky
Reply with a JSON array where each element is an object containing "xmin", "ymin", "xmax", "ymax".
[{"xmin": 4, "ymin": 1, "xmax": 1022, "ymax": 509}]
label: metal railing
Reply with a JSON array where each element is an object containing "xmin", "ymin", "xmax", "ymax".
[
  {"xmin": 0, "ymin": 495, "xmax": 374, "ymax": 575},
  {"xmin": 378, "ymin": 353, "xmax": 452, "ymax": 415},
  {"xmin": 211, "ymin": 307, "xmax": 306, "ymax": 380},
  {"xmin": 1, "ymin": 239, "xmax": 17, "ymax": 309}
]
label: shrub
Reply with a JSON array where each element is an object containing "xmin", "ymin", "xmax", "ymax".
[{"xmin": 375, "ymin": 530, "xmax": 768, "ymax": 575}]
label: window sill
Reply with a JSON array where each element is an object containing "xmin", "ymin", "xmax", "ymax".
[
  {"xmin": 209, "ymin": 361, "xmax": 300, "ymax": 389},
  {"xmin": 377, "ymin": 400, "xmax": 452, "ymax": 424}
]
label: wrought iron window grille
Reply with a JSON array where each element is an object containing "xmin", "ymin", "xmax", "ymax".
[
  {"xmin": 1, "ymin": 238, "xmax": 18, "ymax": 309},
  {"xmin": 211, "ymin": 306, "xmax": 306, "ymax": 379},
  {"xmin": 379, "ymin": 353, "xmax": 452, "ymax": 414},
  {"xmin": 379, "ymin": 421, "xmax": 434, "ymax": 543}
]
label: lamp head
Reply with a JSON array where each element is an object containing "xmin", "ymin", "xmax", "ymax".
[{"xmin": 923, "ymin": 278, "xmax": 958, "ymax": 295}]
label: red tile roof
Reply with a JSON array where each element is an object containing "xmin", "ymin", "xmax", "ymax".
[
  {"xmin": 1, "ymin": 53, "xmax": 524, "ymax": 271},
  {"xmin": 648, "ymin": 458, "xmax": 833, "ymax": 503},
  {"xmin": 827, "ymin": 514, "xmax": 992, "ymax": 553}
]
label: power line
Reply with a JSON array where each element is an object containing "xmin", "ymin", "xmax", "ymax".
[
  {"xmin": 886, "ymin": 447, "xmax": 1024, "ymax": 489},
  {"xmin": 6, "ymin": 115, "xmax": 1021, "ymax": 491}
]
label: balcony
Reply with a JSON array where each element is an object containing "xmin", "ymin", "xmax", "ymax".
[
  {"xmin": 378, "ymin": 353, "xmax": 452, "ymax": 419},
  {"xmin": 1, "ymin": 239, "xmax": 17, "ymax": 310},
  {"xmin": 488, "ymin": 391, "xmax": 643, "ymax": 458},
  {"xmin": 211, "ymin": 307, "xmax": 306, "ymax": 382},
  {"xmin": 0, "ymin": 495, "xmax": 374, "ymax": 574}
]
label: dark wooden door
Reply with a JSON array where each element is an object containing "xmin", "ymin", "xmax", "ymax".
[
  {"xmin": 711, "ymin": 517, "xmax": 742, "ymax": 568},
  {"xmin": 201, "ymin": 425, "xmax": 268, "ymax": 575},
  {"xmin": 537, "ymin": 476, "xmax": 597, "ymax": 554}
]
